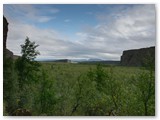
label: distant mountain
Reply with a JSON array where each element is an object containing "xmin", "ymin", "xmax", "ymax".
[
  {"xmin": 37, "ymin": 58, "xmax": 88, "ymax": 62},
  {"xmin": 54, "ymin": 59, "xmax": 71, "ymax": 63},
  {"xmin": 36, "ymin": 58, "xmax": 59, "ymax": 62},
  {"xmin": 79, "ymin": 60, "xmax": 120, "ymax": 65},
  {"xmin": 38, "ymin": 58, "xmax": 73, "ymax": 63},
  {"xmin": 70, "ymin": 59, "xmax": 88, "ymax": 62},
  {"xmin": 37, "ymin": 58, "xmax": 120, "ymax": 65},
  {"xmin": 88, "ymin": 58, "xmax": 102, "ymax": 61}
]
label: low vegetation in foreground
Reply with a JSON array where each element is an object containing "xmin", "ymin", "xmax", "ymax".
[{"xmin": 3, "ymin": 38, "xmax": 155, "ymax": 116}]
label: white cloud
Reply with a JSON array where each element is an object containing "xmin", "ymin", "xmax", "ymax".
[
  {"xmin": 7, "ymin": 23, "xmax": 60, "ymax": 55},
  {"xmin": 75, "ymin": 4, "xmax": 156, "ymax": 59},
  {"xmin": 4, "ymin": 4, "xmax": 59, "ymax": 23},
  {"xmin": 38, "ymin": 16, "xmax": 56, "ymax": 23},
  {"xmin": 50, "ymin": 8, "xmax": 60, "ymax": 13},
  {"xmin": 5, "ymin": 4, "xmax": 156, "ymax": 60}
]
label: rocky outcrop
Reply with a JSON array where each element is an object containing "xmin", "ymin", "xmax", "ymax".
[
  {"xmin": 5, "ymin": 49, "xmax": 13, "ymax": 58},
  {"xmin": 12, "ymin": 108, "xmax": 32, "ymax": 116},
  {"xmin": 3, "ymin": 16, "xmax": 17, "ymax": 59},
  {"xmin": 3, "ymin": 16, "xmax": 8, "ymax": 51},
  {"xmin": 120, "ymin": 46, "xmax": 155, "ymax": 66},
  {"xmin": 13, "ymin": 55, "xmax": 20, "ymax": 60},
  {"xmin": 54, "ymin": 59, "xmax": 71, "ymax": 63}
]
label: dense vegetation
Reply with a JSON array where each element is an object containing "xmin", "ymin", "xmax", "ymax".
[{"xmin": 3, "ymin": 38, "xmax": 155, "ymax": 116}]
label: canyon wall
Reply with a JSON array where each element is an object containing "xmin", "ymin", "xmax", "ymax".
[
  {"xmin": 3, "ymin": 16, "xmax": 14, "ymax": 58},
  {"xmin": 120, "ymin": 46, "xmax": 155, "ymax": 66}
]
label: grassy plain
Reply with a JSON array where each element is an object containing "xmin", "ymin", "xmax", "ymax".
[
  {"xmin": 33, "ymin": 62, "xmax": 155, "ymax": 116},
  {"xmin": 4, "ymin": 60, "xmax": 155, "ymax": 116}
]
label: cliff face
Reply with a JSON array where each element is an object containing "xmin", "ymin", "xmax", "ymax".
[
  {"xmin": 3, "ymin": 16, "xmax": 8, "ymax": 51},
  {"xmin": 3, "ymin": 16, "xmax": 14, "ymax": 58},
  {"xmin": 120, "ymin": 46, "xmax": 155, "ymax": 66}
]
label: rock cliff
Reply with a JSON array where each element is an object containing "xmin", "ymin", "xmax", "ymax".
[
  {"xmin": 120, "ymin": 46, "xmax": 155, "ymax": 66},
  {"xmin": 3, "ymin": 16, "xmax": 15, "ymax": 58},
  {"xmin": 3, "ymin": 16, "xmax": 8, "ymax": 51}
]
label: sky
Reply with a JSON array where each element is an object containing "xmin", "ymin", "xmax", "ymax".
[{"xmin": 3, "ymin": 4, "xmax": 156, "ymax": 60}]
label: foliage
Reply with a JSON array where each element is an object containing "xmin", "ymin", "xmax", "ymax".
[
  {"xmin": 4, "ymin": 55, "xmax": 155, "ymax": 115},
  {"xmin": 3, "ymin": 52, "xmax": 18, "ymax": 115},
  {"xmin": 15, "ymin": 37, "xmax": 40, "ymax": 108},
  {"xmin": 33, "ymin": 69, "xmax": 56, "ymax": 115},
  {"xmin": 132, "ymin": 69, "xmax": 155, "ymax": 115},
  {"xmin": 86, "ymin": 64, "xmax": 122, "ymax": 115}
]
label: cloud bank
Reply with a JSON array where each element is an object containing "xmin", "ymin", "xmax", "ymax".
[{"xmin": 4, "ymin": 4, "xmax": 156, "ymax": 60}]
